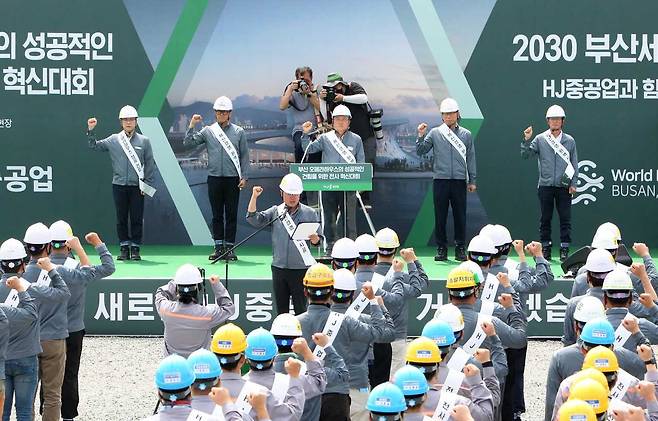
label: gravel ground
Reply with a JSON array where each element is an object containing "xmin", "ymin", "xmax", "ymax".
[{"xmin": 18, "ymin": 338, "xmax": 562, "ymax": 421}]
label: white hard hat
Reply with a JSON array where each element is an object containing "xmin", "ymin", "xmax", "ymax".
[
  {"xmin": 545, "ymin": 104, "xmax": 565, "ymax": 118},
  {"xmin": 479, "ymin": 225, "xmax": 496, "ymax": 241},
  {"xmin": 24, "ymin": 222, "xmax": 51, "ymax": 245},
  {"xmin": 591, "ymin": 231, "xmax": 618, "ymax": 250},
  {"xmin": 480, "ymin": 224, "xmax": 512, "ymax": 247},
  {"xmin": 602, "ymin": 270, "xmax": 633, "ymax": 291},
  {"xmin": 467, "ymin": 235, "xmax": 497, "ymax": 255},
  {"xmin": 270, "ymin": 313, "xmax": 302, "ymax": 337},
  {"xmin": 0, "ymin": 238, "xmax": 27, "ymax": 261},
  {"xmin": 458, "ymin": 261, "xmax": 484, "ymax": 285},
  {"xmin": 584, "ymin": 249, "xmax": 616, "ymax": 273},
  {"xmin": 434, "ymin": 303, "xmax": 465, "ymax": 332},
  {"xmin": 595, "ymin": 222, "xmax": 622, "ymax": 242},
  {"xmin": 173, "ymin": 264, "xmax": 203, "ymax": 285},
  {"xmin": 118, "ymin": 105, "xmax": 138, "ymax": 119},
  {"xmin": 574, "ymin": 296, "xmax": 606, "ymax": 323},
  {"xmin": 333, "ymin": 268, "xmax": 357, "ymax": 291},
  {"xmin": 49, "ymin": 220, "xmax": 73, "ymax": 242},
  {"xmin": 213, "ymin": 96, "xmax": 233, "ymax": 111},
  {"xmin": 355, "ymin": 234, "xmax": 378, "ymax": 254},
  {"xmin": 279, "ymin": 173, "xmax": 303, "ymax": 195},
  {"xmin": 439, "ymin": 98, "xmax": 460, "ymax": 113},
  {"xmin": 331, "ymin": 238, "xmax": 359, "ymax": 260},
  {"xmin": 375, "ymin": 227, "xmax": 400, "ymax": 249},
  {"xmin": 332, "ymin": 104, "xmax": 352, "ymax": 119}
]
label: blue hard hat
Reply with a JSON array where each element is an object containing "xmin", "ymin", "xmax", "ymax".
[
  {"xmin": 155, "ymin": 355, "xmax": 195, "ymax": 391},
  {"xmin": 187, "ymin": 349, "xmax": 222, "ymax": 380},
  {"xmin": 421, "ymin": 319, "xmax": 456, "ymax": 347},
  {"xmin": 580, "ymin": 317, "xmax": 615, "ymax": 345},
  {"xmin": 246, "ymin": 328, "xmax": 278, "ymax": 362},
  {"xmin": 366, "ymin": 382, "xmax": 407, "ymax": 414},
  {"xmin": 393, "ymin": 365, "xmax": 430, "ymax": 399}
]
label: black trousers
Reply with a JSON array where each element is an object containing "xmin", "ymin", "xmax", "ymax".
[
  {"xmin": 320, "ymin": 393, "xmax": 350, "ymax": 421},
  {"xmin": 208, "ymin": 176, "xmax": 240, "ymax": 243},
  {"xmin": 271, "ymin": 266, "xmax": 307, "ymax": 315},
  {"xmin": 361, "ymin": 136, "xmax": 376, "ymax": 202},
  {"xmin": 322, "ymin": 191, "xmax": 357, "ymax": 247},
  {"xmin": 369, "ymin": 342, "xmax": 392, "ymax": 388},
  {"xmin": 112, "ymin": 184, "xmax": 144, "ymax": 245},
  {"xmin": 433, "ymin": 179, "xmax": 467, "ymax": 248},
  {"xmin": 538, "ymin": 186, "xmax": 572, "ymax": 246},
  {"xmin": 502, "ymin": 346, "xmax": 527, "ymax": 419},
  {"xmin": 61, "ymin": 329, "xmax": 85, "ymax": 419},
  {"xmin": 293, "ymin": 131, "xmax": 321, "ymax": 204}
]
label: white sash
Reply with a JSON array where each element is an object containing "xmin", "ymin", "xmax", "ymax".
[
  {"xmin": 503, "ymin": 258, "xmax": 520, "ymax": 281},
  {"xmin": 614, "ymin": 312, "xmax": 635, "ymax": 348},
  {"xmin": 271, "ymin": 372, "xmax": 291, "ymax": 403},
  {"xmin": 118, "ymin": 131, "xmax": 156, "ymax": 197},
  {"xmin": 542, "ymin": 129, "xmax": 575, "ymax": 182},
  {"xmin": 608, "ymin": 368, "xmax": 636, "ymax": 401},
  {"xmin": 209, "ymin": 123, "xmax": 242, "ymax": 178},
  {"xmin": 3, "ymin": 278, "xmax": 31, "ymax": 308},
  {"xmin": 437, "ymin": 124, "xmax": 468, "ymax": 180},
  {"xmin": 235, "ymin": 381, "xmax": 266, "ymax": 413},
  {"xmin": 35, "ymin": 270, "xmax": 51, "ymax": 287},
  {"xmin": 312, "ymin": 311, "xmax": 346, "ymax": 360},
  {"xmin": 61, "ymin": 257, "xmax": 79, "ymax": 270},
  {"xmin": 479, "ymin": 274, "xmax": 500, "ymax": 304},
  {"xmin": 277, "ymin": 204, "xmax": 316, "ymax": 267},
  {"xmin": 187, "ymin": 409, "xmax": 224, "ymax": 421},
  {"xmin": 325, "ymin": 131, "xmax": 356, "ymax": 164},
  {"xmin": 432, "ymin": 368, "xmax": 465, "ymax": 421}
]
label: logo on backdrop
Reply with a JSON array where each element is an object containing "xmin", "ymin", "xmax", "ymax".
[{"xmin": 573, "ymin": 160, "xmax": 604, "ymax": 206}]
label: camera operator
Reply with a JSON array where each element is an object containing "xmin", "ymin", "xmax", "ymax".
[{"xmin": 320, "ymin": 72, "xmax": 377, "ymax": 207}]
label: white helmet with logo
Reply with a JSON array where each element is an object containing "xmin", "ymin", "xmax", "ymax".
[
  {"xmin": 375, "ymin": 228, "xmax": 400, "ymax": 250},
  {"xmin": 584, "ymin": 249, "xmax": 616, "ymax": 273},
  {"xmin": 439, "ymin": 98, "xmax": 460, "ymax": 113},
  {"xmin": 467, "ymin": 235, "xmax": 497, "ymax": 255},
  {"xmin": 333, "ymin": 268, "xmax": 357, "ymax": 291},
  {"xmin": 331, "ymin": 238, "xmax": 359, "ymax": 260},
  {"xmin": 574, "ymin": 296, "xmax": 606, "ymax": 323},
  {"xmin": 213, "ymin": 96, "xmax": 233, "ymax": 111},
  {"xmin": 49, "ymin": 220, "xmax": 73, "ymax": 242},
  {"xmin": 173, "ymin": 264, "xmax": 203, "ymax": 286},
  {"xmin": 118, "ymin": 105, "xmax": 139, "ymax": 119},
  {"xmin": 0, "ymin": 238, "xmax": 27, "ymax": 261},
  {"xmin": 355, "ymin": 234, "xmax": 378, "ymax": 254},
  {"xmin": 434, "ymin": 303, "xmax": 465, "ymax": 332},
  {"xmin": 270, "ymin": 313, "xmax": 302, "ymax": 337},
  {"xmin": 546, "ymin": 104, "xmax": 566, "ymax": 118},
  {"xmin": 24, "ymin": 223, "xmax": 51, "ymax": 245}
]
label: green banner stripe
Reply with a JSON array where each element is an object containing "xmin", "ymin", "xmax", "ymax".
[{"xmin": 138, "ymin": 0, "xmax": 209, "ymax": 116}]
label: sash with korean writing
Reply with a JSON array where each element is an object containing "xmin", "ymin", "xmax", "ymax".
[
  {"xmin": 209, "ymin": 123, "xmax": 242, "ymax": 178},
  {"xmin": 325, "ymin": 130, "xmax": 356, "ymax": 164},
  {"xmin": 542, "ymin": 129, "xmax": 575, "ymax": 183},
  {"xmin": 277, "ymin": 204, "xmax": 316, "ymax": 266},
  {"xmin": 118, "ymin": 131, "xmax": 156, "ymax": 197}
]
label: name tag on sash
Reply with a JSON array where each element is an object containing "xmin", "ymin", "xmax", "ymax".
[
  {"xmin": 118, "ymin": 131, "xmax": 156, "ymax": 197},
  {"xmin": 209, "ymin": 123, "xmax": 242, "ymax": 178},
  {"xmin": 326, "ymin": 130, "xmax": 356, "ymax": 164},
  {"xmin": 277, "ymin": 205, "xmax": 316, "ymax": 267},
  {"xmin": 543, "ymin": 130, "xmax": 575, "ymax": 185}
]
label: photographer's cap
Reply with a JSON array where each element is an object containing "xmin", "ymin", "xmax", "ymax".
[{"xmin": 326, "ymin": 72, "xmax": 347, "ymax": 87}]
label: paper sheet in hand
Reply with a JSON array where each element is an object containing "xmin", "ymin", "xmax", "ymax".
[{"xmin": 291, "ymin": 222, "xmax": 320, "ymax": 240}]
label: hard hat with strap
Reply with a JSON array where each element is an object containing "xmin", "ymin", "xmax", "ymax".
[
  {"xmin": 439, "ymin": 98, "xmax": 460, "ymax": 113},
  {"xmin": 580, "ymin": 318, "xmax": 615, "ymax": 346},
  {"xmin": 582, "ymin": 345, "xmax": 620, "ymax": 373},
  {"xmin": 173, "ymin": 264, "xmax": 203, "ymax": 286},
  {"xmin": 118, "ymin": 105, "xmax": 138, "ymax": 119},
  {"xmin": 584, "ymin": 249, "xmax": 616, "ymax": 275},
  {"xmin": 280, "ymin": 173, "xmax": 304, "ymax": 195},
  {"xmin": 211, "ymin": 323, "xmax": 247, "ymax": 364},
  {"xmin": 467, "ymin": 234, "xmax": 497, "ymax": 264},
  {"xmin": 245, "ymin": 328, "xmax": 278, "ymax": 370},
  {"xmin": 434, "ymin": 303, "xmax": 465, "ymax": 333},
  {"xmin": 0, "ymin": 238, "xmax": 28, "ymax": 270},
  {"xmin": 303, "ymin": 263, "xmax": 334, "ymax": 289},
  {"xmin": 557, "ymin": 399, "xmax": 596, "ymax": 421},
  {"xmin": 333, "ymin": 268, "xmax": 356, "ymax": 303},
  {"xmin": 421, "ymin": 319, "xmax": 456, "ymax": 348},
  {"xmin": 602, "ymin": 269, "xmax": 633, "ymax": 298},
  {"xmin": 591, "ymin": 231, "xmax": 618, "ymax": 251},
  {"xmin": 405, "ymin": 337, "xmax": 441, "ymax": 373},
  {"xmin": 366, "ymin": 382, "xmax": 407, "ymax": 415},
  {"xmin": 573, "ymin": 368, "xmax": 610, "ymax": 394},
  {"xmin": 355, "ymin": 234, "xmax": 378, "ymax": 262},
  {"xmin": 24, "ymin": 222, "xmax": 51, "ymax": 246},
  {"xmin": 213, "ymin": 96, "xmax": 233, "ymax": 111},
  {"xmin": 331, "ymin": 237, "xmax": 359, "ymax": 269},
  {"xmin": 392, "ymin": 365, "xmax": 429, "ymax": 408},
  {"xmin": 457, "ymin": 261, "xmax": 484, "ymax": 286},
  {"xmin": 446, "ymin": 268, "xmax": 477, "ymax": 298},
  {"xmin": 596, "ymin": 222, "xmax": 621, "ymax": 243},
  {"xmin": 270, "ymin": 313, "xmax": 302, "ymax": 347},
  {"xmin": 332, "ymin": 104, "xmax": 352, "ymax": 119},
  {"xmin": 546, "ymin": 104, "xmax": 566, "ymax": 118},
  {"xmin": 155, "ymin": 354, "xmax": 195, "ymax": 392},
  {"xmin": 187, "ymin": 349, "xmax": 222, "ymax": 391},
  {"xmin": 375, "ymin": 227, "xmax": 400, "ymax": 254},
  {"xmin": 574, "ymin": 296, "xmax": 606, "ymax": 324},
  {"xmin": 568, "ymin": 378, "xmax": 609, "ymax": 415},
  {"xmin": 49, "ymin": 220, "xmax": 73, "ymax": 249}
]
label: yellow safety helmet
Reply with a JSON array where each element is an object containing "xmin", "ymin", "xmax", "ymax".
[
  {"xmin": 582, "ymin": 346, "xmax": 619, "ymax": 373},
  {"xmin": 211, "ymin": 323, "xmax": 247, "ymax": 356},
  {"xmin": 405, "ymin": 337, "xmax": 442, "ymax": 364},
  {"xmin": 558, "ymin": 399, "xmax": 596, "ymax": 421},
  {"xmin": 303, "ymin": 263, "xmax": 334, "ymax": 288},
  {"xmin": 446, "ymin": 268, "xmax": 477, "ymax": 298},
  {"xmin": 375, "ymin": 227, "xmax": 400, "ymax": 251},
  {"xmin": 571, "ymin": 369, "xmax": 609, "ymax": 394},
  {"xmin": 568, "ymin": 378, "xmax": 609, "ymax": 415}
]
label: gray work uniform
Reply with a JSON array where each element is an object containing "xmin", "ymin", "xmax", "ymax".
[
  {"xmin": 571, "ymin": 255, "xmax": 658, "ymax": 298},
  {"xmin": 22, "ymin": 263, "xmax": 71, "ymax": 340},
  {"xmin": 520, "ymin": 131, "xmax": 578, "ymax": 188},
  {"xmin": 219, "ymin": 370, "xmax": 304, "ymax": 421},
  {"xmin": 605, "ymin": 307, "xmax": 658, "ymax": 350},
  {"xmin": 155, "ymin": 280, "xmax": 235, "ymax": 358},
  {"xmin": 438, "ymin": 357, "xmax": 501, "ymax": 409},
  {"xmin": 416, "ymin": 125, "xmax": 477, "ymax": 183},
  {"xmin": 423, "ymin": 370, "xmax": 494, "ymax": 421},
  {"xmin": 50, "ymin": 244, "xmax": 115, "ymax": 333},
  {"xmin": 88, "ymin": 130, "xmax": 155, "ymax": 186},
  {"xmin": 331, "ymin": 301, "xmax": 395, "ymax": 390},
  {"xmin": 544, "ymin": 341, "xmax": 646, "ymax": 421},
  {"xmin": 184, "ymin": 123, "xmax": 250, "ymax": 179},
  {"xmin": 0, "ymin": 278, "xmax": 41, "ymax": 360},
  {"xmin": 273, "ymin": 353, "xmax": 327, "ymax": 400},
  {"xmin": 246, "ymin": 204, "xmax": 321, "ymax": 270},
  {"xmin": 300, "ymin": 130, "xmax": 365, "ymax": 164}
]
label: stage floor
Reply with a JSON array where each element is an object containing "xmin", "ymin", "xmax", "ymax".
[{"xmin": 79, "ymin": 245, "xmax": 641, "ymax": 280}]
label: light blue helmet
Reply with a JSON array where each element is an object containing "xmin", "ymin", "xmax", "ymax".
[
  {"xmin": 580, "ymin": 317, "xmax": 615, "ymax": 345},
  {"xmin": 246, "ymin": 328, "xmax": 278, "ymax": 367},
  {"xmin": 187, "ymin": 349, "xmax": 222, "ymax": 385},
  {"xmin": 366, "ymin": 382, "xmax": 407, "ymax": 415},
  {"xmin": 421, "ymin": 319, "xmax": 456, "ymax": 348},
  {"xmin": 155, "ymin": 355, "xmax": 195, "ymax": 392},
  {"xmin": 392, "ymin": 365, "xmax": 429, "ymax": 407}
]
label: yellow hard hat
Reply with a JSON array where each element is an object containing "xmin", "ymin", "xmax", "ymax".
[
  {"xmin": 211, "ymin": 323, "xmax": 247, "ymax": 355},
  {"xmin": 375, "ymin": 227, "xmax": 400, "ymax": 249},
  {"xmin": 582, "ymin": 346, "xmax": 619, "ymax": 373},
  {"xmin": 405, "ymin": 337, "xmax": 442, "ymax": 364},
  {"xmin": 303, "ymin": 263, "xmax": 334, "ymax": 288},
  {"xmin": 558, "ymin": 399, "xmax": 596, "ymax": 421},
  {"xmin": 572, "ymin": 368, "xmax": 609, "ymax": 394},
  {"xmin": 446, "ymin": 268, "xmax": 477, "ymax": 290},
  {"xmin": 568, "ymin": 378, "xmax": 609, "ymax": 415}
]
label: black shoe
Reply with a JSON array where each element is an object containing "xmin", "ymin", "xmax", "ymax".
[
  {"xmin": 434, "ymin": 247, "xmax": 448, "ymax": 261},
  {"xmin": 117, "ymin": 245, "xmax": 130, "ymax": 261},
  {"xmin": 130, "ymin": 246, "xmax": 141, "ymax": 261},
  {"xmin": 224, "ymin": 245, "xmax": 238, "ymax": 261},
  {"xmin": 455, "ymin": 246, "xmax": 467, "ymax": 262},
  {"xmin": 560, "ymin": 246, "xmax": 569, "ymax": 262},
  {"xmin": 208, "ymin": 244, "xmax": 223, "ymax": 261},
  {"xmin": 543, "ymin": 246, "xmax": 552, "ymax": 261}
]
